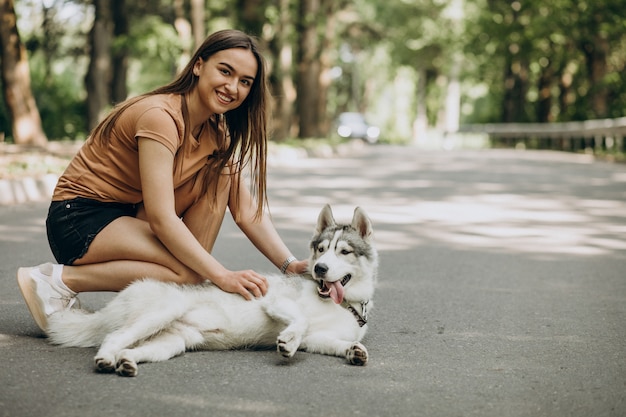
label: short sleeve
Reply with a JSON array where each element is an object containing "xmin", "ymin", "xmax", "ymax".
[{"xmin": 134, "ymin": 107, "xmax": 182, "ymax": 155}]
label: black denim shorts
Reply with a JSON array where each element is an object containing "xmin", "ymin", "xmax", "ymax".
[{"xmin": 46, "ymin": 197, "xmax": 138, "ymax": 265}]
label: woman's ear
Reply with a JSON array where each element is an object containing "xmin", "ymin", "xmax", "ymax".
[{"xmin": 193, "ymin": 59, "xmax": 203, "ymax": 76}]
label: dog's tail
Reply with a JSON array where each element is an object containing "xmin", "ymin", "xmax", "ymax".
[{"xmin": 47, "ymin": 309, "xmax": 108, "ymax": 347}]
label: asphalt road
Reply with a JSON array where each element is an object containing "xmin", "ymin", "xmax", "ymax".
[{"xmin": 1, "ymin": 145, "xmax": 625, "ymax": 417}]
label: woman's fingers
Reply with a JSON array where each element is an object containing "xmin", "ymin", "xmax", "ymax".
[
  {"xmin": 235, "ymin": 270, "xmax": 268, "ymax": 300},
  {"xmin": 212, "ymin": 269, "xmax": 269, "ymax": 300}
]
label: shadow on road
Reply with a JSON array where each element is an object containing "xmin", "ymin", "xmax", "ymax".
[{"xmin": 267, "ymin": 147, "xmax": 626, "ymax": 260}]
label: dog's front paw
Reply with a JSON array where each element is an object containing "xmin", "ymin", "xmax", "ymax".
[
  {"xmin": 346, "ymin": 342, "xmax": 368, "ymax": 366},
  {"xmin": 277, "ymin": 330, "xmax": 301, "ymax": 358},
  {"xmin": 115, "ymin": 358, "xmax": 138, "ymax": 377},
  {"xmin": 94, "ymin": 355, "xmax": 116, "ymax": 373}
]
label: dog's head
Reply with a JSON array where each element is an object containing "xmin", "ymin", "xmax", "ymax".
[{"xmin": 309, "ymin": 204, "xmax": 378, "ymax": 304}]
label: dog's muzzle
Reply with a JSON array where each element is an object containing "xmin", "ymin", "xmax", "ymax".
[{"xmin": 317, "ymin": 274, "xmax": 352, "ymax": 304}]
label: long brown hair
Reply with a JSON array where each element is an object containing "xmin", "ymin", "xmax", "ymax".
[{"xmin": 90, "ymin": 29, "xmax": 269, "ymax": 219}]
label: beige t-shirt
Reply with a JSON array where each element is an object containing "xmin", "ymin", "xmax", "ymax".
[{"xmin": 53, "ymin": 94, "xmax": 222, "ymax": 204}]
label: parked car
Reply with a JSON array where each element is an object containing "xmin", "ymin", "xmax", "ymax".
[{"xmin": 335, "ymin": 112, "xmax": 380, "ymax": 144}]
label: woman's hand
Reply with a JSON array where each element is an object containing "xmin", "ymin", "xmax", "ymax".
[{"xmin": 211, "ymin": 269, "xmax": 268, "ymax": 300}]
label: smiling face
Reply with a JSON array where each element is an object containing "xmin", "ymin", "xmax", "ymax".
[{"xmin": 190, "ymin": 48, "xmax": 258, "ymax": 117}]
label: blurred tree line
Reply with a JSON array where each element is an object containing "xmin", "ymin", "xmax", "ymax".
[{"xmin": 0, "ymin": 0, "xmax": 625, "ymax": 145}]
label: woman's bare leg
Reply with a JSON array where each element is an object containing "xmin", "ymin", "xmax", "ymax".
[
  {"xmin": 60, "ymin": 170, "xmax": 233, "ymax": 293},
  {"xmin": 62, "ymin": 216, "xmax": 202, "ymax": 292},
  {"xmin": 179, "ymin": 171, "xmax": 231, "ymax": 253}
]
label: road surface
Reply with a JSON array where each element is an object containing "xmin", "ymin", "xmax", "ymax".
[{"xmin": 1, "ymin": 146, "xmax": 624, "ymax": 417}]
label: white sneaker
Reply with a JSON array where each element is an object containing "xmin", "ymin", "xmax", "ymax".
[{"xmin": 17, "ymin": 263, "xmax": 78, "ymax": 331}]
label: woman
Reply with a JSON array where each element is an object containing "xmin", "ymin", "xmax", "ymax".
[{"xmin": 18, "ymin": 29, "xmax": 308, "ymax": 332}]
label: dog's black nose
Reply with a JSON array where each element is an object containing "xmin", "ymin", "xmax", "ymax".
[{"xmin": 314, "ymin": 263, "xmax": 328, "ymax": 278}]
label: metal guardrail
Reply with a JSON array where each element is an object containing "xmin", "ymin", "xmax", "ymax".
[
  {"xmin": 459, "ymin": 117, "xmax": 626, "ymax": 139},
  {"xmin": 458, "ymin": 117, "xmax": 626, "ymax": 152}
]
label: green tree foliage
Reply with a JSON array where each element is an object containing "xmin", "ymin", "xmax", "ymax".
[
  {"xmin": 464, "ymin": 0, "xmax": 626, "ymax": 123},
  {"xmin": 124, "ymin": 16, "xmax": 183, "ymax": 95},
  {"xmin": 1, "ymin": 0, "xmax": 625, "ymax": 143}
]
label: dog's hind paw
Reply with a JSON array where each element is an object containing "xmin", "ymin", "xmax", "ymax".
[
  {"xmin": 115, "ymin": 358, "xmax": 138, "ymax": 377},
  {"xmin": 346, "ymin": 342, "xmax": 368, "ymax": 366}
]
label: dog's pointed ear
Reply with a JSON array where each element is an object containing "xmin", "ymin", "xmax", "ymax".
[
  {"xmin": 351, "ymin": 207, "xmax": 373, "ymax": 242},
  {"xmin": 316, "ymin": 204, "xmax": 336, "ymax": 233}
]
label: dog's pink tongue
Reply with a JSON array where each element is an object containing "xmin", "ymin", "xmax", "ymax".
[{"xmin": 328, "ymin": 281, "xmax": 345, "ymax": 304}]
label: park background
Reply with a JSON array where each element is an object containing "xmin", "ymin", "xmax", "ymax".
[{"xmin": 0, "ymin": 0, "xmax": 625, "ymax": 158}]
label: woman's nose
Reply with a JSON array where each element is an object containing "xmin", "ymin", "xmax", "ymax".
[{"xmin": 225, "ymin": 78, "xmax": 238, "ymax": 93}]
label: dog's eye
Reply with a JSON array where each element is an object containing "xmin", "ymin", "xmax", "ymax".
[
  {"xmin": 341, "ymin": 249, "xmax": 353, "ymax": 255},
  {"xmin": 318, "ymin": 247, "xmax": 325, "ymax": 253}
]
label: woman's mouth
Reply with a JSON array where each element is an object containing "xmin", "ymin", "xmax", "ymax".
[{"xmin": 216, "ymin": 91, "xmax": 234, "ymax": 105}]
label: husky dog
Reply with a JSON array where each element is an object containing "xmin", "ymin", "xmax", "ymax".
[{"xmin": 46, "ymin": 205, "xmax": 378, "ymax": 376}]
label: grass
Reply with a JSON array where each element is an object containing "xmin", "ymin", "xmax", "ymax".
[{"xmin": 0, "ymin": 141, "xmax": 79, "ymax": 179}]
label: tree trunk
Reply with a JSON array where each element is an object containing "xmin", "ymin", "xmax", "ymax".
[
  {"xmin": 173, "ymin": 0, "xmax": 192, "ymax": 72},
  {"xmin": 269, "ymin": 0, "xmax": 296, "ymax": 141},
  {"xmin": 237, "ymin": 0, "xmax": 266, "ymax": 36},
  {"xmin": 583, "ymin": 36, "xmax": 609, "ymax": 118},
  {"xmin": 413, "ymin": 68, "xmax": 428, "ymax": 143},
  {"xmin": 190, "ymin": 0, "xmax": 206, "ymax": 50},
  {"xmin": 296, "ymin": 0, "xmax": 321, "ymax": 138},
  {"xmin": 536, "ymin": 58, "xmax": 554, "ymax": 123},
  {"xmin": 502, "ymin": 58, "xmax": 529, "ymax": 123},
  {"xmin": 111, "ymin": 0, "xmax": 128, "ymax": 104},
  {"xmin": 316, "ymin": 0, "xmax": 337, "ymax": 136},
  {"xmin": 443, "ymin": 53, "xmax": 461, "ymax": 132},
  {"xmin": 85, "ymin": 0, "xmax": 113, "ymax": 131},
  {"xmin": 0, "ymin": 0, "xmax": 47, "ymax": 145},
  {"xmin": 558, "ymin": 57, "xmax": 575, "ymax": 120}
]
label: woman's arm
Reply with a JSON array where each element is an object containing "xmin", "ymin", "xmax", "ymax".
[
  {"xmin": 230, "ymin": 177, "xmax": 309, "ymax": 275},
  {"xmin": 138, "ymin": 137, "xmax": 268, "ymax": 299}
]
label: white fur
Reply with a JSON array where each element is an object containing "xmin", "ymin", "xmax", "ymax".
[{"xmin": 46, "ymin": 205, "xmax": 377, "ymax": 377}]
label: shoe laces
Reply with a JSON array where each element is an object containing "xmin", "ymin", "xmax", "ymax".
[{"xmin": 50, "ymin": 292, "xmax": 80, "ymax": 310}]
